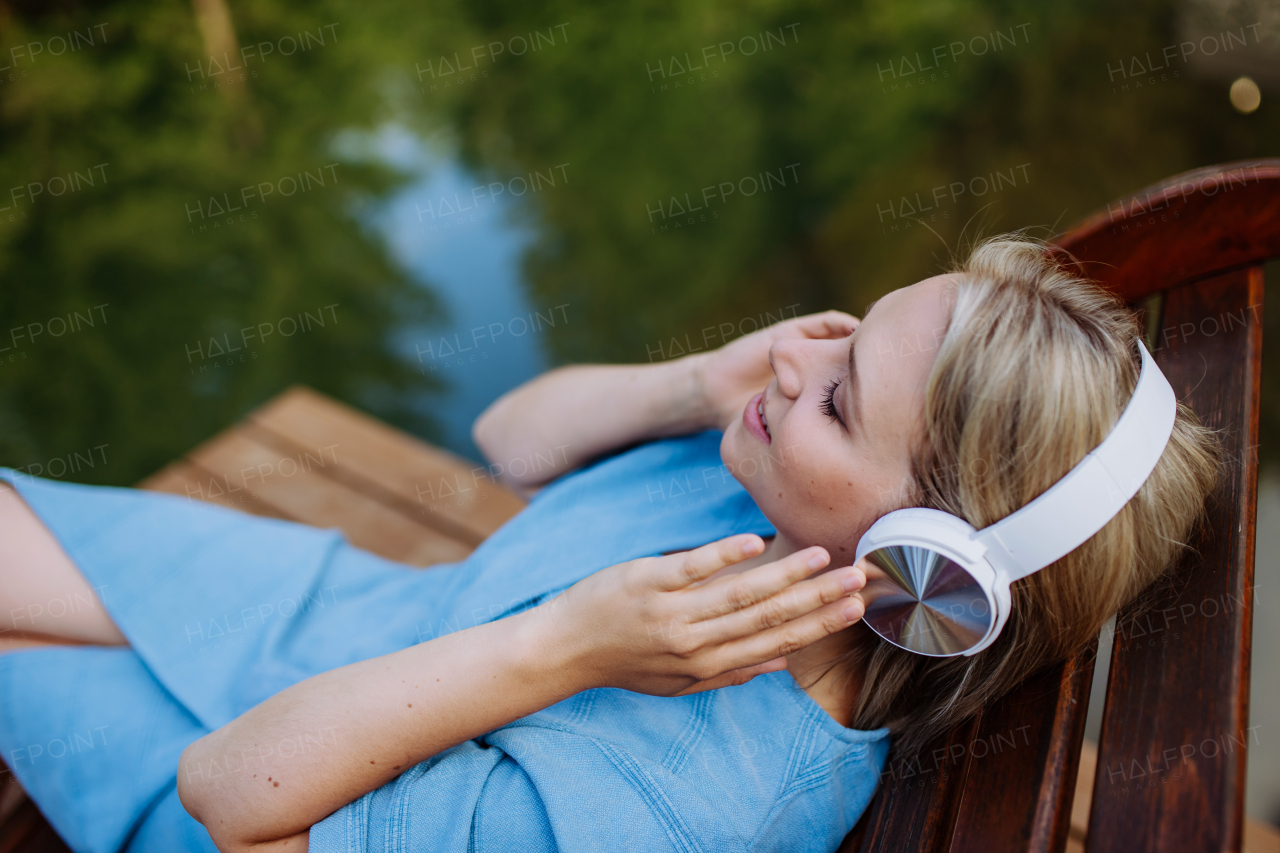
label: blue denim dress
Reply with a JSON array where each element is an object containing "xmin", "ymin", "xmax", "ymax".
[{"xmin": 0, "ymin": 431, "xmax": 889, "ymax": 853}]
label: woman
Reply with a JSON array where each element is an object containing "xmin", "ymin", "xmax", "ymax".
[{"xmin": 0, "ymin": 237, "xmax": 1219, "ymax": 853}]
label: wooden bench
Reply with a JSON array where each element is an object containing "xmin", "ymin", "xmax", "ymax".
[
  {"xmin": 2, "ymin": 162, "xmax": 1278, "ymax": 852},
  {"xmin": 841, "ymin": 159, "xmax": 1279, "ymax": 853}
]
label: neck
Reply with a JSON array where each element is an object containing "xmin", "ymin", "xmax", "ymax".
[{"xmin": 741, "ymin": 534, "xmax": 867, "ymax": 726}]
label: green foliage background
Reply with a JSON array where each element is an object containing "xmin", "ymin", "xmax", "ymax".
[{"xmin": 0, "ymin": 0, "xmax": 1277, "ymax": 484}]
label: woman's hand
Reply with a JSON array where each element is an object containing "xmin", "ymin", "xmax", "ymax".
[
  {"xmin": 537, "ymin": 534, "xmax": 866, "ymax": 697},
  {"xmin": 689, "ymin": 310, "xmax": 859, "ymax": 431}
]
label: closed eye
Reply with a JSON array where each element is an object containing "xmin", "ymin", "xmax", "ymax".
[{"xmin": 820, "ymin": 379, "xmax": 844, "ymax": 426}]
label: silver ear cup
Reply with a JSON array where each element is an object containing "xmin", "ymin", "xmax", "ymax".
[{"xmin": 860, "ymin": 546, "xmax": 995, "ymax": 656}]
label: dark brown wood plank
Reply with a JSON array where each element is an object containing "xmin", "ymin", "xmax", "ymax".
[
  {"xmin": 1069, "ymin": 742, "xmax": 1280, "ymax": 853},
  {"xmin": 949, "ymin": 645, "xmax": 1097, "ymax": 853},
  {"xmin": 0, "ymin": 796, "xmax": 69, "ymax": 853},
  {"xmin": 843, "ymin": 647, "xmax": 1094, "ymax": 853},
  {"xmin": 1053, "ymin": 160, "xmax": 1280, "ymax": 302},
  {"xmin": 185, "ymin": 426, "xmax": 474, "ymax": 566},
  {"xmin": 1086, "ymin": 267, "xmax": 1262, "ymax": 852},
  {"xmin": 249, "ymin": 386, "xmax": 526, "ymax": 542},
  {"xmin": 841, "ymin": 716, "xmax": 980, "ymax": 852}
]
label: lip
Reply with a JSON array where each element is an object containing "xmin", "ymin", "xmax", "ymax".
[{"xmin": 743, "ymin": 391, "xmax": 771, "ymax": 444}]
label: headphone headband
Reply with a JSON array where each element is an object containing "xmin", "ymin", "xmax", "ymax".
[
  {"xmin": 854, "ymin": 340, "xmax": 1179, "ymax": 657},
  {"xmin": 975, "ymin": 341, "xmax": 1177, "ymax": 581}
]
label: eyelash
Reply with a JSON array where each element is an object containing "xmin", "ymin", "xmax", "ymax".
[{"xmin": 820, "ymin": 379, "xmax": 843, "ymax": 425}]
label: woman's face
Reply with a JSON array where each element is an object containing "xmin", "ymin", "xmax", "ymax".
[{"xmin": 721, "ymin": 275, "xmax": 957, "ymax": 561}]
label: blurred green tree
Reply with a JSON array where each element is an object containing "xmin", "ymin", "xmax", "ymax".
[{"xmin": 1, "ymin": 0, "xmax": 1277, "ymax": 484}]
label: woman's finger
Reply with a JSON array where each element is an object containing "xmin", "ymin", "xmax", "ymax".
[
  {"xmin": 683, "ymin": 545, "xmax": 834, "ymax": 620},
  {"xmin": 652, "ymin": 534, "xmax": 765, "ymax": 591},
  {"xmin": 696, "ymin": 561, "xmax": 864, "ymax": 646},
  {"xmin": 708, "ymin": 595, "xmax": 865, "ymax": 674},
  {"xmin": 786, "ymin": 310, "xmax": 859, "ymax": 340},
  {"xmin": 671, "ymin": 657, "xmax": 789, "ymax": 696}
]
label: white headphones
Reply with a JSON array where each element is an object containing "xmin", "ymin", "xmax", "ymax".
[{"xmin": 853, "ymin": 341, "xmax": 1177, "ymax": 657}]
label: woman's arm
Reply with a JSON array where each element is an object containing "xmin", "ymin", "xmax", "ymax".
[
  {"xmin": 471, "ymin": 358, "xmax": 712, "ymax": 492},
  {"xmin": 471, "ymin": 311, "xmax": 858, "ymax": 491},
  {"xmin": 178, "ymin": 535, "xmax": 867, "ymax": 853},
  {"xmin": 177, "ymin": 604, "xmax": 586, "ymax": 853}
]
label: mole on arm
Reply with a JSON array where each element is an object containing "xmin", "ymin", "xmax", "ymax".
[{"xmin": 273, "ymin": 781, "xmax": 279, "ymax": 787}]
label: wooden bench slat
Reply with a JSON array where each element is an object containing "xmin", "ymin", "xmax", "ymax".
[
  {"xmin": 949, "ymin": 646, "xmax": 1097, "ymax": 852},
  {"xmin": 137, "ymin": 458, "xmax": 296, "ymax": 520},
  {"xmin": 249, "ymin": 386, "xmax": 526, "ymax": 543},
  {"xmin": 842, "ymin": 716, "xmax": 980, "ymax": 852},
  {"xmin": 184, "ymin": 426, "xmax": 474, "ymax": 567},
  {"xmin": 1085, "ymin": 266, "xmax": 1262, "ymax": 852},
  {"xmin": 1052, "ymin": 159, "xmax": 1280, "ymax": 303},
  {"xmin": 0, "ymin": 798, "xmax": 69, "ymax": 853}
]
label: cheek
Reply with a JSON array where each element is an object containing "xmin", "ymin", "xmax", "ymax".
[{"xmin": 773, "ymin": 454, "xmax": 886, "ymax": 552}]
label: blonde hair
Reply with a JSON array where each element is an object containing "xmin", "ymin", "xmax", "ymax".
[{"xmin": 836, "ymin": 235, "xmax": 1221, "ymax": 762}]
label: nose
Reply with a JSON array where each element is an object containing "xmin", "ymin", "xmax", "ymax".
[
  {"xmin": 768, "ymin": 337, "xmax": 809, "ymax": 402},
  {"xmin": 769, "ymin": 334, "xmax": 851, "ymax": 402}
]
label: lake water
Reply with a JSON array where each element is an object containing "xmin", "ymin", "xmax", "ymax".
[{"xmin": 366, "ymin": 127, "xmax": 552, "ymax": 462}]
